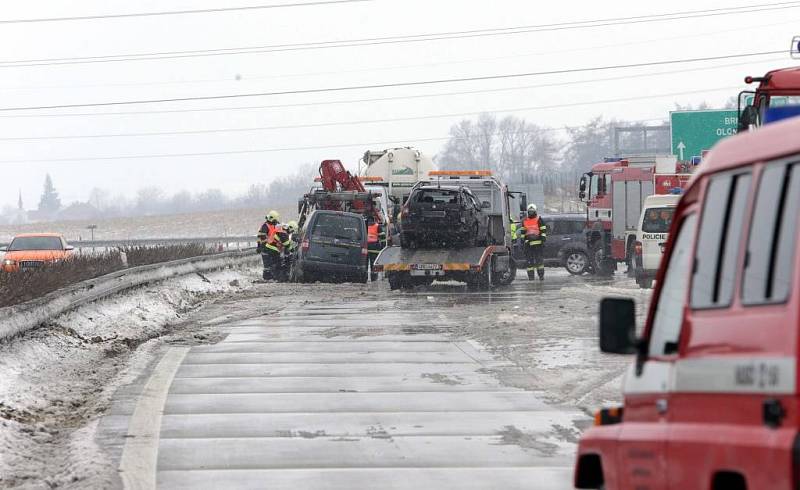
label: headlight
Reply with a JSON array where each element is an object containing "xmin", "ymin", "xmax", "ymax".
[{"xmin": 2, "ymin": 259, "xmax": 16, "ymax": 266}]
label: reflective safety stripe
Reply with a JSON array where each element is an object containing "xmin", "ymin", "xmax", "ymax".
[
  {"xmin": 623, "ymin": 356, "xmax": 797, "ymax": 395},
  {"xmin": 264, "ymin": 244, "xmax": 280, "ymax": 252},
  {"xmin": 527, "ymin": 240, "xmax": 542, "ymax": 245}
]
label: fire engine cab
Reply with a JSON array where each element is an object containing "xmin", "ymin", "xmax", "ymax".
[
  {"xmin": 574, "ymin": 113, "xmax": 800, "ymax": 489},
  {"xmin": 578, "ymin": 156, "xmax": 692, "ymax": 275}
]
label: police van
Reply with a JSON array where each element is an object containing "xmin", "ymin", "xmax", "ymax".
[{"xmin": 633, "ymin": 194, "xmax": 680, "ymax": 288}]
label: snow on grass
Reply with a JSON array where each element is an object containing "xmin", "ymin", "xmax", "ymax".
[{"xmin": 0, "ymin": 266, "xmax": 259, "ymax": 488}]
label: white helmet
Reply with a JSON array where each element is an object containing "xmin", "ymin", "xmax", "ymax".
[{"xmin": 527, "ymin": 203, "xmax": 538, "ymax": 213}]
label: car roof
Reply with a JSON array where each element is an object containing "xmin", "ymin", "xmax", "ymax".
[
  {"xmin": 643, "ymin": 194, "xmax": 681, "ymax": 206},
  {"xmin": 13, "ymin": 233, "xmax": 64, "ymax": 238},
  {"xmin": 697, "ymin": 115, "xmax": 800, "ymax": 177},
  {"xmin": 416, "ymin": 184, "xmax": 464, "ymax": 191},
  {"xmin": 311, "ymin": 210, "xmax": 363, "ymax": 218}
]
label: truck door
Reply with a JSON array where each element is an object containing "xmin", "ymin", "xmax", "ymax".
[{"xmin": 615, "ymin": 212, "xmax": 698, "ymax": 490}]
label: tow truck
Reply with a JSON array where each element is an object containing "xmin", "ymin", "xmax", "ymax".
[
  {"xmin": 373, "ymin": 170, "xmax": 522, "ymax": 289},
  {"xmin": 298, "ymin": 159, "xmax": 384, "ymax": 229},
  {"xmin": 578, "ymin": 155, "xmax": 692, "ymax": 275}
]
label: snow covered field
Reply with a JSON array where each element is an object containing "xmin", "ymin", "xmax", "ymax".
[{"xmin": 0, "ymin": 206, "xmax": 296, "ymax": 243}]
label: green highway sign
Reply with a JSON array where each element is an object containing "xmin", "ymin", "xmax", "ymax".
[{"xmin": 670, "ymin": 110, "xmax": 738, "ymax": 160}]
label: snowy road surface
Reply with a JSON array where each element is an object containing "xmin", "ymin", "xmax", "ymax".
[
  {"xmin": 0, "ymin": 267, "xmax": 651, "ymax": 488},
  {"xmin": 121, "ymin": 300, "xmax": 581, "ymax": 489}
]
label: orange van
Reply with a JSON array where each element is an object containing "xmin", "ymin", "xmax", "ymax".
[{"xmin": 1, "ymin": 233, "xmax": 74, "ymax": 272}]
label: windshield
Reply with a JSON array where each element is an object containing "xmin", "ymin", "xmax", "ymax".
[
  {"xmin": 8, "ymin": 236, "xmax": 64, "ymax": 251},
  {"xmin": 312, "ymin": 214, "xmax": 363, "ymax": 241},
  {"xmin": 415, "ymin": 189, "xmax": 459, "ymax": 204},
  {"xmin": 642, "ymin": 207, "xmax": 675, "ymax": 233}
]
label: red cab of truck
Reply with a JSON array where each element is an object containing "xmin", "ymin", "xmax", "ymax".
[{"xmin": 574, "ymin": 115, "xmax": 800, "ymax": 489}]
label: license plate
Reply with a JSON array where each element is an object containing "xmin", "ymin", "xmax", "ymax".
[
  {"xmin": 411, "ymin": 263, "xmax": 442, "ymax": 271},
  {"xmin": 423, "ymin": 211, "xmax": 446, "ymax": 218}
]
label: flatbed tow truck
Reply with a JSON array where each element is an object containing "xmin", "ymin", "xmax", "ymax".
[{"xmin": 373, "ymin": 171, "xmax": 523, "ymax": 290}]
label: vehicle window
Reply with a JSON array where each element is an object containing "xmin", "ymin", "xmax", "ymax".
[
  {"xmin": 573, "ymin": 221, "xmax": 586, "ymax": 234},
  {"xmin": 691, "ymin": 172, "xmax": 752, "ymax": 309},
  {"xmin": 416, "ymin": 189, "xmax": 459, "ymax": 204},
  {"xmin": 311, "ymin": 215, "xmax": 363, "ymax": 241},
  {"xmin": 743, "ymin": 162, "xmax": 800, "ymax": 304},
  {"xmin": 649, "ymin": 213, "xmax": 697, "ymax": 356},
  {"xmin": 641, "ymin": 207, "xmax": 675, "ymax": 233},
  {"xmin": 8, "ymin": 236, "xmax": 64, "ymax": 251}
]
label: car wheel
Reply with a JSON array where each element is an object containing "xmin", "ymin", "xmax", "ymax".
[{"xmin": 564, "ymin": 251, "xmax": 588, "ymax": 275}]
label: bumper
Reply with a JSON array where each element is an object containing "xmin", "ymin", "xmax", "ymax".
[{"xmin": 300, "ymin": 259, "xmax": 366, "ymax": 277}]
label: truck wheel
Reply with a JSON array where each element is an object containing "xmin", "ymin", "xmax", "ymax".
[
  {"xmin": 564, "ymin": 251, "xmax": 588, "ymax": 275},
  {"xmin": 467, "ymin": 267, "xmax": 490, "ymax": 290},
  {"xmin": 492, "ymin": 257, "xmax": 516, "ymax": 286},
  {"xmin": 388, "ymin": 272, "xmax": 411, "ymax": 290}
]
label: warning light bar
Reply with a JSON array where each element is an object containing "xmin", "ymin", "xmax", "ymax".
[{"xmin": 429, "ymin": 170, "xmax": 493, "ymax": 177}]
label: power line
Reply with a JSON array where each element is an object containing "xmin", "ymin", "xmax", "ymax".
[
  {"xmin": 0, "ymin": 0, "xmax": 372, "ymax": 25},
  {"xmin": 1, "ymin": 2, "xmax": 797, "ymax": 67},
  {"xmin": 0, "ymin": 84, "xmax": 743, "ymax": 141},
  {"xmin": 0, "ymin": 49, "xmax": 780, "ymax": 112},
  {"xmin": 0, "ymin": 86, "xmax": 735, "ymax": 161},
  {"xmin": 0, "ymin": 119, "xmax": 671, "ymax": 164},
  {"xmin": 2, "ymin": 15, "xmax": 793, "ymax": 93},
  {"xmin": 0, "ymin": 55, "xmax": 782, "ymax": 119}
]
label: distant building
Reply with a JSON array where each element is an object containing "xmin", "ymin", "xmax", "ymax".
[{"xmin": 9, "ymin": 190, "xmax": 29, "ymax": 225}]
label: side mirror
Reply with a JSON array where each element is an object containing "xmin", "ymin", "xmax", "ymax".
[
  {"xmin": 578, "ymin": 175, "xmax": 588, "ymax": 201},
  {"xmin": 0, "ymin": 246, "xmax": 6, "ymax": 252},
  {"xmin": 738, "ymin": 105, "xmax": 758, "ymax": 132},
  {"xmin": 65, "ymin": 245, "xmax": 75, "ymax": 251},
  {"xmin": 481, "ymin": 201, "xmax": 491, "ymax": 209},
  {"xmin": 599, "ymin": 297, "xmax": 637, "ymax": 354}
]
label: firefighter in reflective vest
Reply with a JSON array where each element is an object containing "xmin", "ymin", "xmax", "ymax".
[
  {"xmin": 275, "ymin": 220, "xmax": 298, "ymax": 282},
  {"xmin": 366, "ymin": 215, "xmax": 386, "ymax": 280},
  {"xmin": 520, "ymin": 203, "xmax": 548, "ymax": 280},
  {"xmin": 257, "ymin": 210, "xmax": 290, "ymax": 280}
]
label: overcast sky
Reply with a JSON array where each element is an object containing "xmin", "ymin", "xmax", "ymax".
[{"xmin": 0, "ymin": 0, "xmax": 796, "ymax": 208}]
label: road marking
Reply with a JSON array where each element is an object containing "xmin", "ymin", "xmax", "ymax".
[{"xmin": 119, "ymin": 347, "xmax": 189, "ymax": 490}]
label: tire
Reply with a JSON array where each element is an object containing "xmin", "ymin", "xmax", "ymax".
[
  {"xmin": 467, "ymin": 266, "xmax": 490, "ymax": 290},
  {"xmin": 358, "ymin": 272, "xmax": 368, "ymax": 284},
  {"xmin": 388, "ymin": 272, "xmax": 408, "ymax": 290},
  {"xmin": 564, "ymin": 251, "xmax": 588, "ymax": 275},
  {"xmin": 492, "ymin": 257, "xmax": 517, "ymax": 286},
  {"xmin": 370, "ymin": 272, "xmax": 379, "ymax": 282},
  {"xmin": 400, "ymin": 232, "xmax": 416, "ymax": 249}
]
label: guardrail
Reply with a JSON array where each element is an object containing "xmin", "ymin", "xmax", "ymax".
[
  {"xmin": 0, "ymin": 250, "xmax": 259, "ymax": 342},
  {"xmin": 0, "ymin": 235, "xmax": 257, "ymax": 250}
]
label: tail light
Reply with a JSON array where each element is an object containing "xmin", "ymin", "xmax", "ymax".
[
  {"xmin": 301, "ymin": 239, "xmax": 309, "ymax": 251},
  {"xmin": 634, "ymin": 241, "xmax": 642, "ymax": 256},
  {"xmin": 593, "ymin": 407, "xmax": 623, "ymax": 426}
]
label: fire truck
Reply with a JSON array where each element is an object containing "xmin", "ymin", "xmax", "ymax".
[
  {"xmin": 738, "ymin": 63, "xmax": 800, "ymax": 131},
  {"xmin": 578, "ymin": 155, "xmax": 692, "ymax": 275}
]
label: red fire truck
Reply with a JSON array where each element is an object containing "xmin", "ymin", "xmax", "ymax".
[
  {"xmin": 574, "ymin": 100, "xmax": 800, "ymax": 490},
  {"xmin": 578, "ymin": 155, "xmax": 692, "ymax": 275},
  {"xmin": 738, "ymin": 64, "xmax": 800, "ymax": 130}
]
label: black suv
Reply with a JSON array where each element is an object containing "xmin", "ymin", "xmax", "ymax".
[
  {"xmin": 399, "ymin": 185, "xmax": 488, "ymax": 248},
  {"xmin": 512, "ymin": 213, "xmax": 589, "ymax": 274},
  {"xmin": 290, "ymin": 210, "xmax": 368, "ymax": 283}
]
